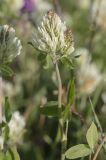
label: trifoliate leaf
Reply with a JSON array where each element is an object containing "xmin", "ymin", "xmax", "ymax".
[
  {"xmin": 86, "ymin": 122, "xmax": 98, "ymax": 150},
  {"xmin": 65, "ymin": 144, "xmax": 91, "ymax": 159}
]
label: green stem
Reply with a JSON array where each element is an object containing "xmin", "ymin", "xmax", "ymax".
[
  {"xmin": 93, "ymin": 135, "xmax": 106, "ymax": 160},
  {"xmin": 64, "ymin": 120, "xmax": 69, "ymax": 150},
  {"xmin": 55, "ymin": 62, "xmax": 66, "ymax": 160},
  {"xmin": 55, "ymin": 63, "xmax": 62, "ymax": 109}
]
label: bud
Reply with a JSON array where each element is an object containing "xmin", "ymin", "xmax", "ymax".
[
  {"xmin": 0, "ymin": 25, "xmax": 22, "ymax": 64},
  {"xmin": 31, "ymin": 11, "xmax": 74, "ymax": 62}
]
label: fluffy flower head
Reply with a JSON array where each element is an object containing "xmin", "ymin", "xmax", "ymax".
[
  {"xmin": 8, "ymin": 111, "xmax": 25, "ymax": 143},
  {"xmin": 76, "ymin": 49, "xmax": 102, "ymax": 95},
  {"xmin": 0, "ymin": 25, "xmax": 22, "ymax": 64},
  {"xmin": 32, "ymin": 11, "xmax": 74, "ymax": 62}
]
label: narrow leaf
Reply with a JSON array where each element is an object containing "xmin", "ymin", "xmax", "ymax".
[
  {"xmin": 62, "ymin": 80, "xmax": 75, "ymax": 121},
  {"xmin": 86, "ymin": 122, "xmax": 98, "ymax": 149},
  {"xmin": 5, "ymin": 150, "xmax": 12, "ymax": 160},
  {"xmin": 65, "ymin": 144, "xmax": 91, "ymax": 159},
  {"xmin": 10, "ymin": 147, "xmax": 20, "ymax": 160},
  {"xmin": 4, "ymin": 125, "xmax": 10, "ymax": 141},
  {"xmin": 67, "ymin": 79, "xmax": 75, "ymax": 105},
  {"xmin": 4, "ymin": 97, "xmax": 12, "ymax": 122}
]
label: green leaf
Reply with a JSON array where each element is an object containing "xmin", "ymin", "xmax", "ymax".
[
  {"xmin": 1, "ymin": 121, "xmax": 7, "ymax": 127},
  {"xmin": 86, "ymin": 122, "xmax": 98, "ymax": 150},
  {"xmin": 3, "ymin": 124, "xmax": 10, "ymax": 140},
  {"xmin": 61, "ymin": 57, "xmax": 74, "ymax": 69},
  {"xmin": 65, "ymin": 144, "xmax": 91, "ymax": 159},
  {"xmin": 4, "ymin": 148, "xmax": 20, "ymax": 160},
  {"xmin": 5, "ymin": 150, "xmax": 12, "ymax": 160},
  {"xmin": 63, "ymin": 104, "xmax": 71, "ymax": 122},
  {"xmin": 67, "ymin": 79, "xmax": 75, "ymax": 105},
  {"xmin": 10, "ymin": 147, "xmax": 20, "ymax": 160},
  {"xmin": 40, "ymin": 101, "xmax": 65, "ymax": 118},
  {"xmin": 4, "ymin": 97, "xmax": 12, "ymax": 122},
  {"xmin": 0, "ymin": 65, "xmax": 14, "ymax": 77},
  {"xmin": 62, "ymin": 80, "xmax": 75, "ymax": 121}
]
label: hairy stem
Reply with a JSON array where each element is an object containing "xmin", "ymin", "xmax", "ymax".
[
  {"xmin": 55, "ymin": 62, "xmax": 66, "ymax": 160},
  {"xmin": 55, "ymin": 63, "xmax": 62, "ymax": 109},
  {"xmin": 93, "ymin": 135, "xmax": 106, "ymax": 160}
]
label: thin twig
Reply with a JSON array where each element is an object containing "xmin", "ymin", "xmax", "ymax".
[{"xmin": 93, "ymin": 135, "xmax": 106, "ymax": 160}]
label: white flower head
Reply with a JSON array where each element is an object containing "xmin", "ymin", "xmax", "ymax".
[
  {"xmin": 8, "ymin": 111, "xmax": 25, "ymax": 143},
  {"xmin": 76, "ymin": 49, "xmax": 102, "ymax": 95},
  {"xmin": 32, "ymin": 11, "xmax": 74, "ymax": 62},
  {"xmin": 77, "ymin": 64, "xmax": 102, "ymax": 95},
  {"xmin": 0, "ymin": 25, "xmax": 22, "ymax": 64}
]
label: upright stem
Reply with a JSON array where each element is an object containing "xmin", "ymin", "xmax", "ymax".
[
  {"xmin": 93, "ymin": 135, "xmax": 106, "ymax": 160},
  {"xmin": 55, "ymin": 62, "xmax": 66, "ymax": 160},
  {"xmin": 55, "ymin": 63, "xmax": 62, "ymax": 109},
  {"xmin": 65, "ymin": 120, "xmax": 69, "ymax": 145}
]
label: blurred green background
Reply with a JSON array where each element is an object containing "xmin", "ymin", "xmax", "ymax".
[{"xmin": 0, "ymin": 0, "xmax": 106, "ymax": 159}]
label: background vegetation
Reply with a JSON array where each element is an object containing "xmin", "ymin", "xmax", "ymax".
[{"xmin": 0, "ymin": 0, "xmax": 106, "ymax": 159}]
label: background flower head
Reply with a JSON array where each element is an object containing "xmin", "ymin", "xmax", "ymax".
[
  {"xmin": 8, "ymin": 111, "xmax": 25, "ymax": 144},
  {"xmin": 76, "ymin": 48, "xmax": 102, "ymax": 96},
  {"xmin": 0, "ymin": 25, "xmax": 22, "ymax": 64}
]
